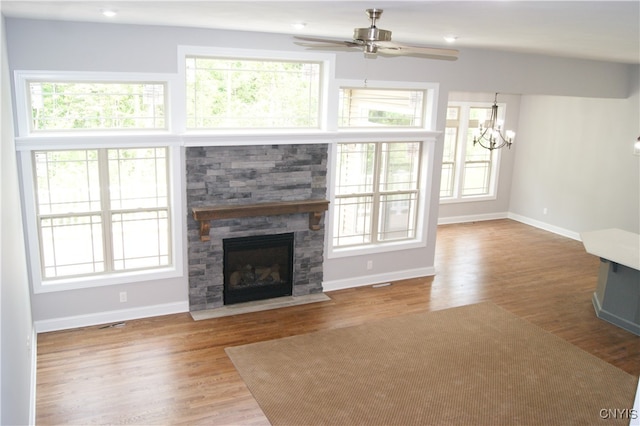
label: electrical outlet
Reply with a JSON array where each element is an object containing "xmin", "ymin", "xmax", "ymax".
[
  {"xmin": 543, "ymin": 208, "xmax": 548, "ymax": 215},
  {"xmin": 119, "ymin": 291, "xmax": 127, "ymax": 303},
  {"xmin": 367, "ymin": 260, "xmax": 373, "ymax": 270}
]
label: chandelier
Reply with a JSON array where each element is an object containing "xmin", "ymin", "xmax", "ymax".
[{"xmin": 473, "ymin": 93, "xmax": 515, "ymax": 151}]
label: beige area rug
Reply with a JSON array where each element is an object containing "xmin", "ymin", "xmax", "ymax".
[{"xmin": 226, "ymin": 302, "xmax": 638, "ymax": 425}]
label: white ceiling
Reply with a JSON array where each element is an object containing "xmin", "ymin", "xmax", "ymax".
[{"xmin": 1, "ymin": 1, "xmax": 639, "ymax": 64}]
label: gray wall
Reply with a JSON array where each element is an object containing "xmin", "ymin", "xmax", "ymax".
[
  {"xmin": 1, "ymin": 15, "xmax": 35, "ymax": 426},
  {"xmin": 3, "ymin": 18, "xmax": 639, "ymax": 328},
  {"xmin": 509, "ymin": 91, "xmax": 640, "ymax": 235}
]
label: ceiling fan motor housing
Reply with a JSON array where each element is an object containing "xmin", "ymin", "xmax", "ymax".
[{"xmin": 353, "ymin": 27, "xmax": 392, "ymax": 43}]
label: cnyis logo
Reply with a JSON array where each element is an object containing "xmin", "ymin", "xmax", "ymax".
[{"xmin": 599, "ymin": 408, "xmax": 638, "ymax": 420}]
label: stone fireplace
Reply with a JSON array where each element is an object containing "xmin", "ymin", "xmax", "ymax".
[{"xmin": 186, "ymin": 144, "xmax": 328, "ymax": 311}]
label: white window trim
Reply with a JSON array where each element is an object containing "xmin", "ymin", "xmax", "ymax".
[
  {"xmin": 326, "ymin": 80, "xmax": 439, "ymax": 258},
  {"xmin": 326, "ymin": 131, "xmax": 439, "ymax": 260},
  {"xmin": 439, "ymin": 100, "xmax": 504, "ymax": 204},
  {"xmin": 13, "ymin": 71, "xmax": 180, "ymax": 138},
  {"xmin": 335, "ymin": 79, "xmax": 439, "ymax": 132},
  {"xmin": 19, "ymin": 139, "xmax": 185, "ymax": 294},
  {"xmin": 14, "ymin": 71, "xmax": 185, "ymax": 293}
]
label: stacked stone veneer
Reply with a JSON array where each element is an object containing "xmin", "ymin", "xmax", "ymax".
[{"xmin": 186, "ymin": 144, "xmax": 328, "ymax": 311}]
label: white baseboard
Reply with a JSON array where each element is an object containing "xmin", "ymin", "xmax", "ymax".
[
  {"xmin": 507, "ymin": 213, "xmax": 581, "ymax": 241},
  {"xmin": 323, "ymin": 266, "xmax": 436, "ymax": 292},
  {"xmin": 438, "ymin": 211, "xmax": 581, "ymax": 241},
  {"xmin": 438, "ymin": 212, "xmax": 509, "ymax": 225},
  {"xmin": 34, "ymin": 301, "xmax": 189, "ymax": 333}
]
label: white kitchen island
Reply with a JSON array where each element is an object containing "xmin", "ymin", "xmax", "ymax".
[{"xmin": 581, "ymin": 229, "xmax": 640, "ymax": 336}]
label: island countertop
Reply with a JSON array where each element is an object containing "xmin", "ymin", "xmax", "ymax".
[{"xmin": 581, "ymin": 228, "xmax": 640, "ymax": 271}]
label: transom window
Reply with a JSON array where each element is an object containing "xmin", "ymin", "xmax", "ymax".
[
  {"xmin": 33, "ymin": 148, "xmax": 171, "ymax": 279},
  {"xmin": 185, "ymin": 56, "xmax": 322, "ymax": 129},
  {"xmin": 27, "ymin": 81, "xmax": 166, "ymax": 132},
  {"xmin": 338, "ymin": 87, "xmax": 426, "ymax": 128},
  {"xmin": 440, "ymin": 102, "xmax": 502, "ymax": 201}
]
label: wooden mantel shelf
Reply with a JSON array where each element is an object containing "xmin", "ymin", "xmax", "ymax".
[{"xmin": 192, "ymin": 199, "xmax": 330, "ymax": 241}]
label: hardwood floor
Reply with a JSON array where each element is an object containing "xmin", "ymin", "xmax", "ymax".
[{"xmin": 35, "ymin": 220, "xmax": 640, "ymax": 425}]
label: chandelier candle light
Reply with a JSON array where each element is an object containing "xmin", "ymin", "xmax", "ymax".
[{"xmin": 473, "ymin": 93, "xmax": 515, "ymax": 151}]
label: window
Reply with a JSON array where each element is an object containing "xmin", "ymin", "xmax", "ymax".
[
  {"xmin": 338, "ymin": 87, "xmax": 425, "ymax": 128},
  {"xmin": 440, "ymin": 106, "xmax": 459, "ymax": 198},
  {"xmin": 28, "ymin": 81, "xmax": 166, "ymax": 132},
  {"xmin": 185, "ymin": 56, "xmax": 322, "ymax": 129},
  {"xmin": 329, "ymin": 80, "xmax": 437, "ymax": 254},
  {"xmin": 15, "ymin": 71, "xmax": 183, "ymax": 293},
  {"xmin": 440, "ymin": 102, "xmax": 503, "ymax": 201},
  {"xmin": 33, "ymin": 148, "xmax": 171, "ymax": 279},
  {"xmin": 333, "ymin": 141, "xmax": 421, "ymax": 248}
]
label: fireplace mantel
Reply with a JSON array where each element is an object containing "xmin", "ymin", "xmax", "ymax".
[{"xmin": 192, "ymin": 199, "xmax": 330, "ymax": 241}]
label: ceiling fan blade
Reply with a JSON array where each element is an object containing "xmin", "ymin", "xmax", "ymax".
[
  {"xmin": 292, "ymin": 8, "xmax": 461, "ymax": 62},
  {"xmin": 376, "ymin": 42, "xmax": 459, "ymax": 60},
  {"xmin": 294, "ymin": 36, "xmax": 362, "ymax": 48},
  {"xmin": 295, "ymin": 43, "xmax": 361, "ymax": 53}
]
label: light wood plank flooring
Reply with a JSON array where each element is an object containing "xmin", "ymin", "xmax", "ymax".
[{"xmin": 36, "ymin": 220, "xmax": 640, "ymax": 425}]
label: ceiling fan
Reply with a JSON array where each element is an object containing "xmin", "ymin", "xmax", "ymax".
[{"xmin": 294, "ymin": 8, "xmax": 459, "ymax": 61}]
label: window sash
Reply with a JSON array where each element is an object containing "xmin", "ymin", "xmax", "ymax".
[
  {"xmin": 440, "ymin": 109, "xmax": 459, "ymax": 198},
  {"xmin": 185, "ymin": 55, "xmax": 322, "ymax": 129},
  {"xmin": 462, "ymin": 161, "xmax": 492, "ymax": 196},
  {"xmin": 27, "ymin": 81, "xmax": 167, "ymax": 132},
  {"xmin": 338, "ymin": 87, "xmax": 426, "ymax": 128},
  {"xmin": 33, "ymin": 148, "xmax": 172, "ymax": 280},
  {"xmin": 39, "ymin": 213, "xmax": 105, "ymax": 278},
  {"xmin": 462, "ymin": 118, "xmax": 493, "ymax": 196}
]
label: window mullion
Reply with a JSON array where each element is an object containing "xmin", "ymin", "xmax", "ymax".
[
  {"xmin": 442, "ymin": 115, "xmax": 459, "ymax": 199},
  {"xmin": 98, "ymin": 149, "xmax": 114, "ymax": 273},
  {"xmin": 371, "ymin": 143, "xmax": 383, "ymax": 244},
  {"xmin": 455, "ymin": 107, "xmax": 471, "ymax": 198}
]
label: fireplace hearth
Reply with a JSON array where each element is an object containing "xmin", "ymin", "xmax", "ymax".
[{"xmin": 223, "ymin": 233, "xmax": 294, "ymax": 305}]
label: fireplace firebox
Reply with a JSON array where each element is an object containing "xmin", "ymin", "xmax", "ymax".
[{"xmin": 223, "ymin": 233, "xmax": 294, "ymax": 305}]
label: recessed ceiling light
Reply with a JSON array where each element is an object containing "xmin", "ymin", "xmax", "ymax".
[
  {"xmin": 443, "ymin": 35, "xmax": 458, "ymax": 43},
  {"xmin": 101, "ymin": 9, "xmax": 117, "ymax": 18},
  {"xmin": 291, "ymin": 22, "xmax": 306, "ymax": 30}
]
